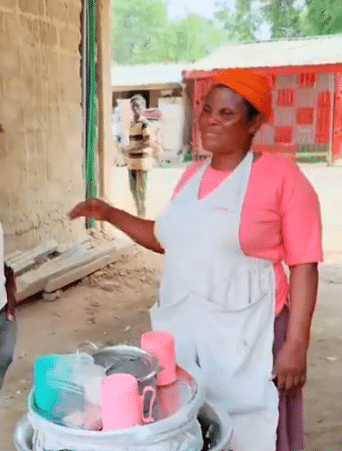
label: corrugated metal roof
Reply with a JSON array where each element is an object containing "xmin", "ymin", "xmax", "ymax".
[
  {"xmin": 111, "ymin": 63, "xmax": 188, "ymax": 90},
  {"xmin": 187, "ymin": 35, "xmax": 342, "ymax": 73}
]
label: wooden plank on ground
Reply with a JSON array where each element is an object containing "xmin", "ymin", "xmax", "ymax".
[
  {"xmin": 6, "ymin": 240, "xmax": 59, "ymax": 276},
  {"xmin": 4, "ymin": 250, "xmax": 22, "ymax": 262},
  {"xmin": 56, "ymin": 239, "xmax": 92, "ymax": 256},
  {"xmin": 7, "ymin": 240, "xmax": 58, "ymax": 265},
  {"xmin": 45, "ymin": 253, "xmax": 120, "ymax": 293},
  {"xmin": 16, "ymin": 239, "xmax": 132, "ymax": 302}
]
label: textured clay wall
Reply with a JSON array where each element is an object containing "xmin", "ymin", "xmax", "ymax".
[{"xmin": 0, "ymin": 0, "xmax": 85, "ymax": 253}]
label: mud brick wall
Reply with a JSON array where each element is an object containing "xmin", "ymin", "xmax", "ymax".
[{"xmin": 0, "ymin": 0, "xmax": 86, "ymax": 253}]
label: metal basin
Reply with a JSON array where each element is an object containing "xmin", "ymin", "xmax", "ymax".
[
  {"xmin": 14, "ymin": 401, "xmax": 232, "ymax": 451},
  {"xmin": 18, "ymin": 365, "xmax": 206, "ymax": 450}
]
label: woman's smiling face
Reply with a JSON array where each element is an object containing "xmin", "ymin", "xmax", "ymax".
[{"xmin": 199, "ymin": 85, "xmax": 256, "ymax": 156}]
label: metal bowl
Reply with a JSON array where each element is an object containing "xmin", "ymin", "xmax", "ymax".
[{"xmin": 91, "ymin": 345, "xmax": 159, "ymax": 394}]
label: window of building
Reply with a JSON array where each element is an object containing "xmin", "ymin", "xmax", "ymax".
[
  {"xmin": 277, "ymin": 88, "xmax": 294, "ymax": 106},
  {"xmin": 299, "ymin": 73, "xmax": 317, "ymax": 88}
]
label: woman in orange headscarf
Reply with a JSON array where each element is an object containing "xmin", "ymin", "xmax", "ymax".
[{"xmin": 70, "ymin": 71, "xmax": 322, "ymax": 451}]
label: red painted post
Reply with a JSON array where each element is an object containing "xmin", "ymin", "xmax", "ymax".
[
  {"xmin": 333, "ymin": 74, "xmax": 342, "ymax": 161},
  {"xmin": 316, "ymin": 91, "xmax": 332, "ymax": 144}
]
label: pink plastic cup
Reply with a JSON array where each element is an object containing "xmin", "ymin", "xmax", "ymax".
[
  {"xmin": 141, "ymin": 331, "xmax": 177, "ymax": 386},
  {"xmin": 101, "ymin": 373, "xmax": 155, "ymax": 431},
  {"xmin": 157, "ymin": 379, "xmax": 181, "ymax": 419}
]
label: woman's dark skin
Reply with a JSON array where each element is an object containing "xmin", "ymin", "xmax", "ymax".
[
  {"xmin": 70, "ymin": 201, "xmax": 164, "ymax": 254},
  {"xmin": 199, "ymin": 86, "xmax": 263, "ymax": 171},
  {"xmin": 69, "ymin": 85, "xmax": 318, "ymax": 391},
  {"xmin": 4, "ymin": 264, "xmax": 16, "ymax": 321}
]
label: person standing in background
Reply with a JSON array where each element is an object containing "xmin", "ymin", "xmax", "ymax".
[{"xmin": 125, "ymin": 95, "xmax": 163, "ymax": 218}]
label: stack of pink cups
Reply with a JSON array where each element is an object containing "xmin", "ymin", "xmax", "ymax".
[
  {"xmin": 101, "ymin": 331, "xmax": 178, "ymax": 431},
  {"xmin": 141, "ymin": 331, "xmax": 179, "ymax": 420}
]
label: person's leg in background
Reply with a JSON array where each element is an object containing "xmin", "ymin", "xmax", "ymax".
[
  {"xmin": 0, "ymin": 306, "xmax": 17, "ymax": 390},
  {"xmin": 128, "ymin": 169, "xmax": 140, "ymax": 216},
  {"xmin": 136, "ymin": 170, "xmax": 148, "ymax": 218}
]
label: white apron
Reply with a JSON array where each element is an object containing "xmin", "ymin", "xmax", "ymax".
[{"xmin": 151, "ymin": 152, "xmax": 279, "ymax": 451}]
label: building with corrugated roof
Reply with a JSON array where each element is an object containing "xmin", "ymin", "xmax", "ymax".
[{"xmin": 184, "ymin": 35, "xmax": 342, "ymax": 163}]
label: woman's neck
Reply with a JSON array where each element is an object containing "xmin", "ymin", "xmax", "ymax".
[{"xmin": 210, "ymin": 149, "xmax": 250, "ymax": 171}]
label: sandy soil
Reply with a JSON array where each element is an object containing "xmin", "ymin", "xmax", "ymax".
[{"xmin": 1, "ymin": 246, "xmax": 342, "ymax": 450}]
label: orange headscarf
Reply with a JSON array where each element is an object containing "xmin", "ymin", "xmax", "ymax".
[{"xmin": 209, "ymin": 70, "xmax": 272, "ymax": 122}]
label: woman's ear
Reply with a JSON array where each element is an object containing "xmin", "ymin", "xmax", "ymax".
[{"xmin": 249, "ymin": 113, "xmax": 264, "ymax": 136}]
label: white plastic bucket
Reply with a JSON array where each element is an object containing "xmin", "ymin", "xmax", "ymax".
[{"xmin": 15, "ymin": 402, "xmax": 232, "ymax": 451}]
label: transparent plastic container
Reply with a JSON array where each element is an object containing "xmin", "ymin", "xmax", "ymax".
[{"xmin": 33, "ymin": 352, "xmax": 104, "ymax": 429}]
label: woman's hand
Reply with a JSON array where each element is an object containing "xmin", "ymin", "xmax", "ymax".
[
  {"xmin": 274, "ymin": 262, "xmax": 318, "ymax": 391},
  {"xmin": 69, "ymin": 198, "xmax": 111, "ymax": 221},
  {"xmin": 69, "ymin": 198, "xmax": 164, "ymax": 254},
  {"xmin": 6, "ymin": 292, "xmax": 16, "ymax": 322},
  {"xmin": 273, "ymin": 340, "xmax": 307, "ymax": 391}
]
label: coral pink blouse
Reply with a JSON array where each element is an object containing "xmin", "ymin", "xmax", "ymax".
[{"xmin": 172, "ymin": 153, "xmax": 323, "ymax": 315}]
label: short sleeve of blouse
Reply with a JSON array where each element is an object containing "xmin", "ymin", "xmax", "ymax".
[{"xmin": 280, "ymin": 161, "xmax": 323, "ymax": 265}]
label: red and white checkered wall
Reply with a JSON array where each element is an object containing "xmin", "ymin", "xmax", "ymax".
[{"xmin": 254, "ymin": 73, "xmax": 335, "ymax": 150}]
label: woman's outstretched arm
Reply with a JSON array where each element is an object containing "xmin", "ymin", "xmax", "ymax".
[{"xmin": 69, "ymin": 198, "xmax": 164, "ymax": 254}]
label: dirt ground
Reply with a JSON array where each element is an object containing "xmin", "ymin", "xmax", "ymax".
[{"xmin": 1, "ymin": 246, "xmax": 342, "ymax": 451}]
